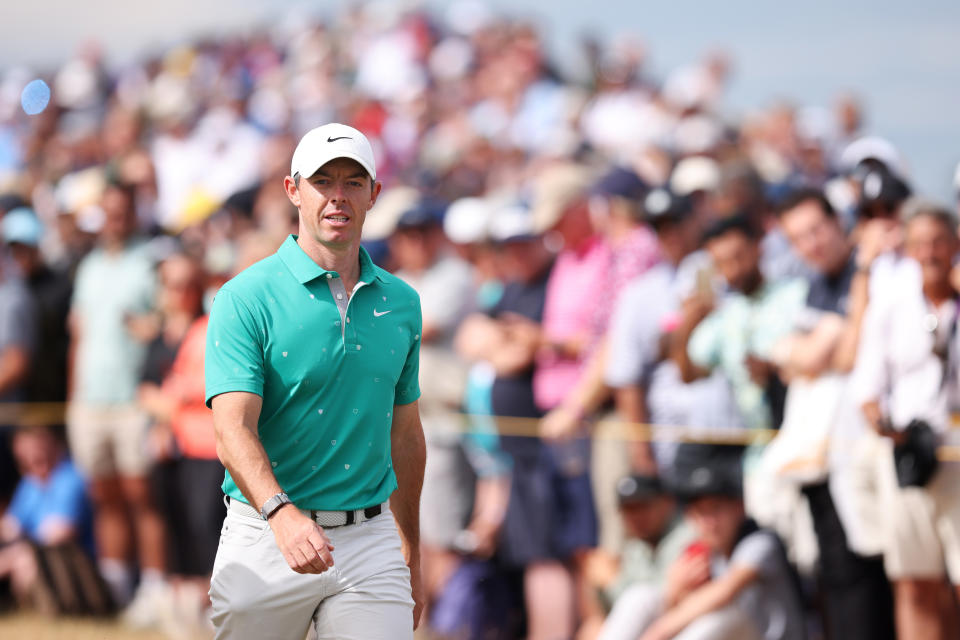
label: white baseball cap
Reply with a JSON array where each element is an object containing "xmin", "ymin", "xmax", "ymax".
[{"xmin": 291, "ymin": 123, "xmax": 377, "ymax": 181}]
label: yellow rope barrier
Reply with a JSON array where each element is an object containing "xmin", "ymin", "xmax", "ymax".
[{"xmin": 3, "ymin": 402, "xmax": 959, "ymax": 462}]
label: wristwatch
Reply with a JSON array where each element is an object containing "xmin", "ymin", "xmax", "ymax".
[{"xmin": 260, "ymin": 492, "xmax": 292, "ymax": 520}]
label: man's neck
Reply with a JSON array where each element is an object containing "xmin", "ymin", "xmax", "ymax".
[
  {"xmin": 298, "ymin": 236, "xmax": 362, "ymax": 291},
  {"xmin": 924, "ymin": 280, "xmax": 956, "ymax": 308},
  {"xmin": 828, "ymin": 245, "xmax": 854, "ymax": 278}
]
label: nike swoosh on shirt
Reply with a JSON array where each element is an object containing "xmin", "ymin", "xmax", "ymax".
[
  {"xmin": 327, "ymin": 136, "xmax": 352, "ymax": 142},
  {"xmin": 373, "ymin": 309, "xmax": 392, "ymax": 317}
]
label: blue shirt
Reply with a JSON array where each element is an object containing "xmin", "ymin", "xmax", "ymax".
[{"xmin": 8, "ymin": 459, "xmax": 94, "ymax": 552}]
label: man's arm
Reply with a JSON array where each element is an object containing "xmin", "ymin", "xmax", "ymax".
[
  {"xmin": 831, "ymin": 267, "xmax": 871, "ymax": 373},
  {"xmin": 211, "ymin": 391, "xmax": 334, "ymax": 574},
  {"xmin": 639, "ymin": 565, "xmax": 759, "ymax": 640},
  {"xmin": 773, "ymin": 313, "xmax": 845, "ymax": 381},
  {"xmin": 389, "ymin": 399, "xmax": 426, "ymax": 630},
  {"xmin": 670, "ymin": 296, "xmax": 714, "ymax": 384},
  {"xmin": 614, "ymin": 385, "xmax": 656, "ymax": 473},
  {"xmin": 0, "ymin": 346, "xmax": 29, "ymax": 397}
]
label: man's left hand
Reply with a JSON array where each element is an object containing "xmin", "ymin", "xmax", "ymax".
[{"xmin": 540, "ymin": 405, "xmax": 583, "ymax": 441}]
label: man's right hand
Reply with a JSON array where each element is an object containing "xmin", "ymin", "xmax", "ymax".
[
  {"xmin": 857, "ymin": 218, "xmax": 902, "ymax": 268},
  {"xmin": 268, "ymin": 505, "xmax": 335, "ymax": 574}
]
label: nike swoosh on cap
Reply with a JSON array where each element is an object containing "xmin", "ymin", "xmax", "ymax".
[
  {"xmin": 373, "ymin": 309, "xmax": 391, "ymax": 317},
  {"xmin": 327, "ymin": 136, "xmax": 352, "ymax": 142}
]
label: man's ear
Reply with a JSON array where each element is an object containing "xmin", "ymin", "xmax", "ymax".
[
  {"xmin": 284, "ymin": 175, "xmax": 301, "ymax": 209},
  {"xmin": 369, "ymin": 181, "xmax": 383, "ymax": 209}
]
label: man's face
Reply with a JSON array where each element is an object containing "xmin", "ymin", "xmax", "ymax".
[
  {"xmin": 13, "ymin": 431, "xmax": 57, "ymax": 481},
  {"xmin": 499, "ymin": 238, "xmax": 547, "ymax": 283},
  {"xmin": 686, "ymin": 495, "xmax": 745, "ymax": 555},
  {"xmin": 620, "ymin": 495, "xmax": 676, "ymax": 543},
  {"xmin": 388, "ymin": 225, "xmax": 438, "ymax": 273},
  {"xmin": 8, "ymin": 243, "xmax": 40, "ymax": 276},
  {"xmin": 100, "ymin": 186, "xmax": 136, "ymax": 243},
  {"xmin": 707, "ymin": 230, "xmax": 761, "ymax": 294},
  {"xmin": 553, "ymin": 199, "xmax": 592, "ymax": 248},
  {"xmin": 780, "ymin": 200, "xmax": 847, "ymax": 274},
  {"xmin": 285, "ymin": 157, "xmax": 381, "ymax": 252},
  {"xmin": 904, "ymin": 215, "xmax": 958, "ymax": 289}
]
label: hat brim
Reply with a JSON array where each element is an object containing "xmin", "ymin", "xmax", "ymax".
[{"xmin": 297, "ymin": 151, "xmax": 377, "ymax": 182}]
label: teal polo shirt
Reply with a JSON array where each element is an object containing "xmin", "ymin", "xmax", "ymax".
[{"xmin": 205, "ymin": 235, "xmax": 421, "ymax": 510}]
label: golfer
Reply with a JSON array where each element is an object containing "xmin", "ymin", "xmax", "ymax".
[{"xmin": 204, "ymin": 123, "xmax": 426, "ymax": 639}]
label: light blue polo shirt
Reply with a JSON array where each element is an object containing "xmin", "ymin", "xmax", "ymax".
[{"xmin": 205, "ymin": 235, "xmax": 421, "ymax": 511}]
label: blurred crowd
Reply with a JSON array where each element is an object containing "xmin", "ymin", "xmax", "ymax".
[{"xmin": 2, "ymin": 1, "xmax": 960, "ymax": 639}]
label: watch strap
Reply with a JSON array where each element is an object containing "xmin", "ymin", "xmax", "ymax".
[{"xmin": 260, "ymin": 492, "xmax": 292, "ymax": 520}]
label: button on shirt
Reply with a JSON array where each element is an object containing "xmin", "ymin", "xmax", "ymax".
[{"xmin": 205, "ymin": 236, "xmax": 422, "ymax": 510}]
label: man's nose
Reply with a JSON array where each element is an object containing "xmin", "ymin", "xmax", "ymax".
[{"xmin": 329, "ymin": 181, "xmax": 347, "ymax": 201}]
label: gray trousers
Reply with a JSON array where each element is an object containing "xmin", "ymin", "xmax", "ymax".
[{"xmin": 598, "ymin": 584, "xmax": 762, "ymax": 640}]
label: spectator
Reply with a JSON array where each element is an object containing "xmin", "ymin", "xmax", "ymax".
[
  {"xmin": 605, "ymin": 188, "xmax": 743, "ymax": 478},
  {"xmin": 851, "ymin": 199, "xmax": 960, "ymax": 639},
  {"xmin": 0, "ymin": 235, "xmax": 37, "ymax": 507},
  {"xmin": 131, "ymin": 251, "xmax": 206, "ymax": 630},
  {"xmin": 772, "ymin": 188, "xmax": 896, "ymax": 640},
  {"xmin": 670, "ymin": 214, "xmax": 812, "ymax": 569},
  {"xmin": 388, "ymin": 199, "xmax": 477, "ymax": 615},
  {"xmin": 638, "ymin": 444, "xmax": 806, "ymax": 640},
  {"xmin": 0, "ymin": 426, "xmax": 103, "ymax": 615},
  {"xmin": 2, "ymin": 208, "xmax": 72, "ymax": 415},
  {"xmin": 589, "ymin": 474, "xmax": 695, "ymax": 640},
  {"xmin": 456, "ymin": 204, "xmax": 566, "ymax": 640},
  {"xmin": 672, "ymin": 215, "xmax": 807, "ymax": 432},
  {"xmin": 66, "ymin": 180, "xmax": 164, "ymax": 611},
  {"xmin": 529, "ymin": 163, "xmax": 604, "ymax": 635}
]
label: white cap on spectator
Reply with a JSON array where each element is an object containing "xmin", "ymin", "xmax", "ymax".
[
  {"xmin": 490, "ymin": 204, "xmax": 537, "ymax": 243},
  {"xmin": 444, "ymin": 197, "xmax": 494, "ymax": 245},
  {"xmin": 839, "ymin": 136, "xmax": 908, "ymax": 180},
  {"xmin": 670, "ymin": 156, "xmax": 720, "ymax": 196},
  {"xmin": 291, "ymin": 123, "xmax": 377, "ymax": 181}
]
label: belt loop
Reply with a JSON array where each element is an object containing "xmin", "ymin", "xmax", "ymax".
[
  {"xmin": 345, "ymin": 510, "xmax": 355, "ymax": 526},
  {"xmin": 223, "ymin": 495, "xmax": 230, "ymax": 510},
  {"xmin": 311, "ymin": 510, "xmax": 317, "ymax": 522}
]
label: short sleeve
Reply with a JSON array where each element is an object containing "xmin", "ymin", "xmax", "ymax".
[
  {"xmin": 688, "ymin": 311, "xmax": 722, "ymax": 370},
  {"xmin": 41, "ymin": 467, "xmax": 88, "ymax": 530},
  {"xmin": 205, "ymin": 289, "xmax": 265, "ymax": 407},
  {"xmin": 0, "ymin": 284, "xmax": 36, "ymax": 354},
  {"xmin": 730, "ymin": 531, "xmax": 781, "ymax": 580},
  {"xmin": 6, "ymin": 480, "xmax": 32, "ymax": 529},
  {"xmin": 419, "ymin": 259, "xmax": 474, "ymax": 331},
  {"xmin": 394, "ymin": 297, "xmax": 422, "ymax": 405}
]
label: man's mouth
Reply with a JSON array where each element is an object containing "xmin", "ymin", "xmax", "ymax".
[{"xmin": 325, "ymin": 212, "xmax": 350, "ymax": 224}]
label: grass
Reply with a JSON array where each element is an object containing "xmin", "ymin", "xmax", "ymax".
[{"xmin": 0, "ymin": 612, "xmax": 180, "ymax": 639}]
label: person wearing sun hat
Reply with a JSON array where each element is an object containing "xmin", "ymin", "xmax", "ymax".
[{"xmin": 205, "ymin": 123, "xmax": 426, "ymax": 639}]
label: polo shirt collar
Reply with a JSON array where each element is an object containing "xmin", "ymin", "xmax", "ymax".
[{"xmin": 278, "ymin": 235, "xmax": 384, "ymax": 284}]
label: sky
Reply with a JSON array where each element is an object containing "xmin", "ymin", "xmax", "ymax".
[{"xmin": 3, "ymin": 0, "xmax": 959, "ymax": 199}]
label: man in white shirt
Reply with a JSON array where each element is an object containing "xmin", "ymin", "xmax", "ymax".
[{"xmin": 851, "ymin": 199, "xmax": 960, "ymax": 640}]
